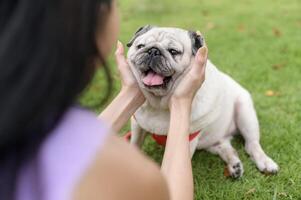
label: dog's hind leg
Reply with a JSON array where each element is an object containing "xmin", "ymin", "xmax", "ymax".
[
  {"xmin": 207, "ymin": 140, "xmax": 244, "ymax": 178},
  {"xmin": 235, "ymin": 91, "xmax": 279, "ymax": 174},
  {"xmin": 130, "ymin": 117, "xmax": 147, "ymax": 148}
]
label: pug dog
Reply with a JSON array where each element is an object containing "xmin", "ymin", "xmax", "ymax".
[{"xmin": 127, "ymin": 25, "xmax": 279, "ymax": 178}]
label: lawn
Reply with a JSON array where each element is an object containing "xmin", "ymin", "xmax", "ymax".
[{"xmin": 81, "ymin": 0, "xmax": 301, "ymax": 199}]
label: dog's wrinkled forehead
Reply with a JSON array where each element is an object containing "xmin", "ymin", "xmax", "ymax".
[{"xmin": 127, "ymin": 25, "xmax": 204, "ymax": 55}]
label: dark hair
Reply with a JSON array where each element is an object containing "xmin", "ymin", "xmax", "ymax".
[{"xmin": 0, "ymin": 0, "xmax": 112, "ymax": 199}]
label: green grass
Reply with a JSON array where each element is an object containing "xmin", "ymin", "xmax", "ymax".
[{"xmin": 81, "ymin": 0, "xmax": 301, "ymax": 199}]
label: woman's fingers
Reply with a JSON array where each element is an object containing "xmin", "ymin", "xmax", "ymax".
[
  {"xmin": 114, "ymin": 41, "xmax": 141, "ymax": 90},
  {"xmin": 194, "ymin": 46, "xmax": 208, "ymax": 74},
  {"xmin": 186, "ymin": 45, "xmax": 208, "ymax": 86},
  {"xmin": 115, "ymin": 41, "xmax": 129, "ymax": 74},
  {"xmin": 115, "ymin": 40, "xmax": 125, "ymax": 59}
]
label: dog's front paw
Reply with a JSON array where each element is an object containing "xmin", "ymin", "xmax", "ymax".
[{"xmin": 224, "ymin": 162, "xmax": 244, "ymax": 179}]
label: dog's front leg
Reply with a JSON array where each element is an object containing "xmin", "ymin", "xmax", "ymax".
[
  {"xmin": 190, "ymin": 137, "xmax": 199, "ymax": 158},
  {"xmin": 130, "ymin": 116, "xmax": 147, "ymax": 148}
]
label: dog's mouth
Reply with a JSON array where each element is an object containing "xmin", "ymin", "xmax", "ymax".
[{"xmin": 142, "ymin": 69, "xmax": 172, "ymax": 89}]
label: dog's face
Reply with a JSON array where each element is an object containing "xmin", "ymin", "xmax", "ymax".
[{"xmin": 127, "ymin": 26, "xmax": 204, "ymax": 99}]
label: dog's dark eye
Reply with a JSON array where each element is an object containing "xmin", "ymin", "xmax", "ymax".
[
  {"xmin": 168, "ymin": 49, "xmax": 181, "ymax": 56},
  {"xmin": 137, "ymin": 44, "xmax": 145, "ymax": 49}
]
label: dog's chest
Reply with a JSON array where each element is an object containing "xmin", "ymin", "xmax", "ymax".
[{"xmin": 135, "ymin": 106, "xmax": 171, "ymax": 135}]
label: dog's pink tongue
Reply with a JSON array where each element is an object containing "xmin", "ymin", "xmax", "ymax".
[{"xmin": 143, "ymin": 71, "xmax": 164, "ymax": 86}]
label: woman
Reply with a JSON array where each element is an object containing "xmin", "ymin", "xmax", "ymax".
[{"xmin": 0, "ymin": 0, "xmax": 208, "ymax": 199}]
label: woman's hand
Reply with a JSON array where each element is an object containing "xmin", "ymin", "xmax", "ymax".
[
  {"xmin": 115, "ymin": 41, "xmax": 141, "ymax": 93},
  {"xmin": 170, "ymin": 46, "xmax": 208, "ymax": 108},
  {"xmin": 98, "ymin": 41, "xmax": 145, "ymax": 132}
]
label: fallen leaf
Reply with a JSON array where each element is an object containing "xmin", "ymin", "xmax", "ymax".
[
  {"xmin": 237, "ymin": 24, "xmax": 246, "ymax": 33},
  {"xmin": 272, "ymin": 63, "xmax": 285, "ymax": 70},
  {"xmin": 201, "ymin": 10, "xmax": 209, "ymax": 16},
  {"xmin": 273, "ymin": 27, "xmax": 282, "ymax": 37},
  {"xmin": 265, "ymin": 90, "xmax": 280, "ymax": 97},
  {"xmin": 223, "ymin": 166, "xmax": 231, "ymax": 177},
  {"xmin": 245, "ymin": 188, "xmax": 256, "ymax": 195},
  {"xmin": 265, "ymin": 90, "xmax": 275, "ymax": 96},
  {"xmin": 206, "ymin": 22, "xmax": 216, "ymax": 31}
]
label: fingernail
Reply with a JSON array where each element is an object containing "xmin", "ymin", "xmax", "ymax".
[
  {"xmin": 200, "ymin": 46, "xmax": 207, "ymax": 56},
  {"xmin": 116, "ymin": 40, "xmax": 123, "ymax": 54},
  {"xmin": 117, "ymin": 40, "xmax": 122, "ymax": 47}
]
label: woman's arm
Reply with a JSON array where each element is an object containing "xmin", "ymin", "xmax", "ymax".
[
  {"xmin": 99, "ymin": 88, "xmax": 144, "ymax": 132},
  {"xmin": 74, "ymin": 134, "xmax": 170, "ymax": 200},
  {"xmin": 161, "ymin": 46, "xmax": 208, "ymax": 200},
  {"xmin": 161, "ymin": 101, "xmax": 194, "ymax": 200},
  {"xmin": 98, "ymin": 41, "xmax": 145, "ymax": 132}
]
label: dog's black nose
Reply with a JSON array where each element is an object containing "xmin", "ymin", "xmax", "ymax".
[{"xmin": 148, "ymin": 47, "xmax": 161, "ymax": 56}]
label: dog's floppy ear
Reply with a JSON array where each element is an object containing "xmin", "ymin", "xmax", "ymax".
[
  {"xmin": 188, "ymin": 31, "xmax": 205, "ymax": 56},
  {"xmin": 127, "ymin": 25, "xmax": 154, "ymax": 47}
]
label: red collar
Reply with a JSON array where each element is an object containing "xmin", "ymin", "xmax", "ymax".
[{"xmin": 124, "ymin": 131, "xmax": 200, "ymax": 146}]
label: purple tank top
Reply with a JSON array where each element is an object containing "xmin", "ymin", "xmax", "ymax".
[{"xmin": 16, "ymin": 107, "xmax": 109, "ymax": 200}]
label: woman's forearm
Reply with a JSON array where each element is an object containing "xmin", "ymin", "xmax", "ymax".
[
  {"xmin": 161, "ymin": 100, "xmax": 194, "ymax": 200},
  {"xmin": 98, "ymin": 88, "xmax": 145, "ymax": 132}
]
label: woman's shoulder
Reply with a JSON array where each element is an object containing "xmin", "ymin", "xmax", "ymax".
[
  {"xmin": 17, "ymin": 106, "xmax": 110, "ymax": 200},
  {"xmin": 55, "ymin": 106, "xmax": 108, "ymax": 133},
  {"xmin": 73, "ymin": 134, "xmax": 170, "ymax": 200},
  {"xmin": 40, "ymin": 106, "xmax": 109, "ymax": 159},
  {"xmin": 39, "ymin": 106, "xmax": 110, "ymax": 181}
]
